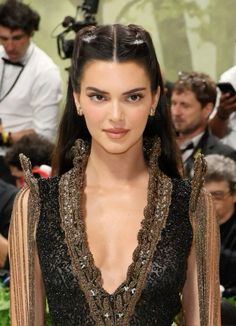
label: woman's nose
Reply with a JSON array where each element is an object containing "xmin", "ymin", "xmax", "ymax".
[{"xmin": 109, "ymin": 101, "xmax": 124, "ymax": 121}]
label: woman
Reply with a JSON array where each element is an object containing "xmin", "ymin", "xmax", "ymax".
[{"xmin": 9, "ymin": 24, "xmax": 220, "ymax": 325}]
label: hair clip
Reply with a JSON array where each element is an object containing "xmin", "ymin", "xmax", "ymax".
[
  {"xmin": 83, "ymin": 33, "xmax": 96, "ymax": 43},
  {"xmin": 132, "ymin": 39, "xmax": 144, "ymax": 45}
]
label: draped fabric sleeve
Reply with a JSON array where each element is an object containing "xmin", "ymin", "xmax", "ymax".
[
  {"xmin": 9, "ymin": 154, "xmax": 45, "ymax": 326},
  {"xmin": 185, "ymin": 155, "xmax": 221, "ymax": 325}
]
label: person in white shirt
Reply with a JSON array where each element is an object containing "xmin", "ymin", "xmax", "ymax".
[
  {"xmin": 0, "ymin": 0, "xmax": 62, "ymax": 145},
  {"xmin": 209, "ymin": 66, "xmax": 236, "ymax": 150}
]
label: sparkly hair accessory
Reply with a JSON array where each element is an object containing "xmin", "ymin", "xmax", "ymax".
[
  {"xmin": 128, "ymin": 24, "xmax": 145, "ymax": 45},
  {"xmin": 80, "ymin": 25, "xmax": 97, "ymax": 43},
  {"xmin": 132, "ymin": 39, "xmax": 144, "ymax": 45},
  {"xmin": 83, "ymin": 32, "xmax": 96, "ymax": 43}
]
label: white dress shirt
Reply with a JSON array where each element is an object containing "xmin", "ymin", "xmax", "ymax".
[
  {"xmin": 180, "ymin": 132, "xmax": 204, "ymax": 163},
  {"xmin": 0, "ymin": 42, "xmax": 62, "ymax": 143},
  {"xmin": 218, "ymin": 66, "xmax": 236, "ymax": 149}
]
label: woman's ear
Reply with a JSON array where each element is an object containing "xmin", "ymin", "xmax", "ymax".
[
  {"xmin": 73, "ymin": 92, "xmax": 83, "ymax": 116},
  {"xmin": 73, "ymin": 92, "xmax": 80, "ymax": 109},
  {"xmin": 152, "ymin": 86, "xmax": 161, "ymax": 108}
]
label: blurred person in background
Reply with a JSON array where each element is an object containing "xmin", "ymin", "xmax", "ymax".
[
  {"xmin": 205, "ymin": 154, "xmax": 236, "ymax": 325},
  {"xmin": 0, "ymin": 0, "xmax": 62, "ymax": 182},
  {"xmin": 209, "ymin": 66, "xmax": 236, "ymax": 150},
  {"xmin": 170, "ymin": 71, "xmax": 236, "ymax": 177},
  {"xmin": 205, "ymin": 154, "xmax": 236, "ymax": 294},
  {"xmin": 0, "ymin": 178, "xmax": 18, "ymax": 269},
  {"xmin": 5, "ymin": 133, "xmax": 54, "ymax": 187}
]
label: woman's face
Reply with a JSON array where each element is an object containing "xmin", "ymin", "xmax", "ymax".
[{"xmin": 73, "ymin": 60, "xmax": 159, "ymax": 155}]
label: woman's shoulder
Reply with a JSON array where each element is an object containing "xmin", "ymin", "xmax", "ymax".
[
  {"xmin": 19, "ymin": 154, "xmax": 60, "ymax": 200},
  {"xmin": 171, "ymin": 154, "xmax": 208, "ymax": 209}
]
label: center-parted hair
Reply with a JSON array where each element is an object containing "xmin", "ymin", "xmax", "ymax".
[
  {"xmin": 52, "ymin": 24, "xmax": 182, "ymax": 178},
  {"xmin": 70, "ymin": 24, "xmax": 161, "ymax": 93}
]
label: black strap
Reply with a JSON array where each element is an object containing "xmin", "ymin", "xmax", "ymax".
[{"xmin": 0, "ymin": 59, "xmax": 25, "ymax": 102}]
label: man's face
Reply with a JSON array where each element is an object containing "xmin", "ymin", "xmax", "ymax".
[
  {"xmin": 0, "ymin": 26, "xmax": 31, "ymax": 62},
  {"xmin": 170, "ymin": 90, "xmax": 212, "ymax": 137},
  {"xmin": 205, "ymin": 180, "xmax": 236, "ymax": 224}
]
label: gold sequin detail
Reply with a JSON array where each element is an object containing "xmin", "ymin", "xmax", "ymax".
[
  {"xmin": 59, "ymin": 137, "xmax": 172, "ymax": 325},
  {"xmin": 189, "ymin": 155, "xmax": 220, "ymax": 326}
]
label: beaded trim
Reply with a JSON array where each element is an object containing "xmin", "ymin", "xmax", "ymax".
[
  {"xmin": 59, "ymin": 138, "xmax": 172, "ymax": 325},
  {"xmin": 189, "ymin": 154, "xmax": 220, "ymax": 325},
  {"xmin": 189, "ymin": 154, "xmax": 207, "ymax": 213},
  {"xmin": 19, "ymin": 154, "xmax": 41, "ymax": 325}
]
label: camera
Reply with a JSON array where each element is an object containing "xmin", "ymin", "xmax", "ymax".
[{"xmin": 57, "ymin": 0, "xmax": 99, "ymax": 59}]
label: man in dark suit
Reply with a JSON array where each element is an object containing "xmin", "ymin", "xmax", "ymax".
[
  {"xmin": 0, "ymin": 178, "xmax": 18, "ymax": 269},
  {"xmin": 170, "ymin": 71, "xmax": 236, "ymax": 176}
]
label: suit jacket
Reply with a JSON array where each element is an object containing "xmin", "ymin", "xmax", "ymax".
[
  {"xmin": 0, "ymin": 178, "xmax": 18, "ymax": 238},
  {"xmin": 184, "ymin": 128, "xmax": 236, "ymax": 177},
  {"xmin": 220, "ymin": 207, "xmax": 236, "ymax": 291},
  {"xmin": 0, "ymin": 179, "xmax": 18, "ymax": 270}
]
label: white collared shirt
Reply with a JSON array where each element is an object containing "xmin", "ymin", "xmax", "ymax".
[
  {"xmin": 180, "ymin": 132, "xmax": 204, "ymax": 163},
  {"xmin": 0, "ymin": 43, "xmax": 62, "ymax": 144}
]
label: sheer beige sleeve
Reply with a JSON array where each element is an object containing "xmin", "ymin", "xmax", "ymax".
[
  {"xmin": 9, "ymin": 155, "xmax": 45, "ymax": 326},
  {"xmin": 182, "ymin": 155, "xmax": 221, "ymax": 326}
]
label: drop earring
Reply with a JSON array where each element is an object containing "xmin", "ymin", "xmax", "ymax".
[
  {"xmin": 77, "ymin": 107, "xmax": 83, "ymax": 116},
  {"xmin": 150, "ymin": 107, "xmax": 155, "ymax": 117}
]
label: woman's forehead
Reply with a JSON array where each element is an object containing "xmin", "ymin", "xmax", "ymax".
[{"xmin": 80, "ymin": 60, "xmax": 151, "ymax": 88}]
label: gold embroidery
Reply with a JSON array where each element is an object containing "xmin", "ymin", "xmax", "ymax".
[
  {"xmin": 189, "ymin": 154, "xmax": 207, "ymax": 213},
  {"xmin": 189, "ymin": 155, "xmax": 220, "ymax": 326},
  {"xmin": 59, "ymin": 137, "xmax": 173, "ymax": 325},
  {"xmin": 20, "ymin": 154, "xmax": 41, "ymax": 326}
]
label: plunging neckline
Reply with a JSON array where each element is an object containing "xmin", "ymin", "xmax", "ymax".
[
  {"xmin": 80, "ymin": 175, "xmax": 152, "ymax": 297},
  {"xmin": 59, "ymin": 137, "xmax": 173, "ymax": 325}
]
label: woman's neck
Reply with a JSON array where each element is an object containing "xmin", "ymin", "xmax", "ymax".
[{"xmin": 86, "ymin": 140, "xmax": 148, "ymax": 188}]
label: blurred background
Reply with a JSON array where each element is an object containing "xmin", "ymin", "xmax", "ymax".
[{"xmin": 5, "ymin": 0, "xmax": 236, "ymax": 104}]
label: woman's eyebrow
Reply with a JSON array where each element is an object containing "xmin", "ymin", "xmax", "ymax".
[
  {"xmin": 86, "ymin": 87, "xmax": 109, "ymax": 94},
  {"xmin": 123, "ymin": 87, "xmax": 146, "ymax": 95},
  {"xmin": 86, "ymin": 87, "xmax": 147, "ymax": 95}
]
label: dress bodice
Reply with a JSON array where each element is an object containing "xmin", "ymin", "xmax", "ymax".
[
  {"xmin": 36, "ymin": 176, "xmax": 193, "ymax": 326},
  {"xmin": 10, "ymin": 144, "xmax": 220, "ymax": 326}
]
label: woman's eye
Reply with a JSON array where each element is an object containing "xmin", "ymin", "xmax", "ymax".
[
  {"xmin": 89, "ymin": 94, "xmax": 105, "ymax": 102},
  {"xmin": 127, "ymin": 94, "xmax": 143, "ymax": 102}
]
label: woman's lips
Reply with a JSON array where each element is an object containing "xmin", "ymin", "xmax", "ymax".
[{"xmin": 103, "ymin": 128, "xmax": 129, "ymax": 139}]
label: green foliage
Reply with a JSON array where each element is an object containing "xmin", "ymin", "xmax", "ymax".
[
  {"xmin": 119, "ymin": 0, "xmax": 204, "ymax": 22},
  {"xmin": 0, "ymin": 280, "xmax": 52, "ymax": 326},
  {"xmin": 226, "ymin": 296, "xmax": 236, "ymax": 306},
  {"xmin": 0, "ymin": 283, "xmax": 10, "ymax": 326}
]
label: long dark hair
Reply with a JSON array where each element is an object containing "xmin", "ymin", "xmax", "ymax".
[{"xmin": 52, "ymin": 24, "xmax": 182, "ymax": 178}]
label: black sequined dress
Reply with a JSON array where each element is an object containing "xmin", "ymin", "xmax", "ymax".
[
  {"xmin": 9, "ymin": 139, "xmax": 221, "ymax": 326},
  {"xmin": 36, "ymin": 173, "xmax": 193, "ymax": 326}
]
